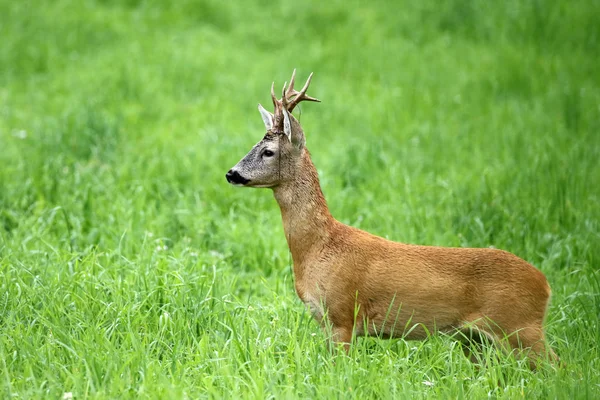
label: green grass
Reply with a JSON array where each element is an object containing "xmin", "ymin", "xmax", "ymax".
[{"xmin": 1, "ymin": 0, "xmax": 599, "ymax": 398}]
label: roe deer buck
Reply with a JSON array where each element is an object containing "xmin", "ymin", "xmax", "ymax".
[{"xmin": 226, "ymin": 70, "xmax": 557, "ymax": 369}]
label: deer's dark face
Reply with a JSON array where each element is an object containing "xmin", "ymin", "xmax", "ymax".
[{"xmin": 226, "ymin": 133, "xmax": 295, "ymax": 188}]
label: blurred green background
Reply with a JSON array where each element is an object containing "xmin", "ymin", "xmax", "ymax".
[{"xmin": 1, "ymin": 0, "xmax": 599, "ymax": 398}]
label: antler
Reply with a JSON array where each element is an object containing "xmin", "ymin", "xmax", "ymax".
[
  {"xmin": 271, "ymin": 82, "xmax": 279, "ymax": 109},
  {"xmin": 266, "ymin": 70, "xmax": 320, "ymax": 135},
  {"xmin": 281, "ymin": 69, "xmax": 320, "ymax": 112}
]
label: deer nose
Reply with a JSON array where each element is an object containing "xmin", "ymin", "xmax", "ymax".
[{"xmin": 226, "ymin": 169, "xmax": 250, "ymax": 185}]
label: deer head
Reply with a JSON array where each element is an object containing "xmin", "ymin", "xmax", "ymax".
[{"xmin": 226, "ymin": 70, "xmax": 320, "ymax": 188}]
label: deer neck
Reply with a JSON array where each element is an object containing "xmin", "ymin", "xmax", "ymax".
[{"xmin": 272, "ymin": 149, "xmax": 334, "ymax": 268}]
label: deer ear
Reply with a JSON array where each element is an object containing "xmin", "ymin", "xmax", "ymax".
[
  {"xmin": 282, "ymin": 108, "xmax": 292, "ymax": 141},
  {"xmin": 283, "ymin": 109, "xmax": 305, "ymax": 150},
  {"xmin": 257, "ymin": 104, "xmax": 273, "ymax": 131}
]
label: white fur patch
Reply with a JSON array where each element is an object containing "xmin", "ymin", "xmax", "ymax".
[
  {"xmin": 258, "ymin": 103, "xmax": 273, "ymax": 131},
  {"xmin": 282, "ymin": 108, "xmax": 292, "ymax": 140}
]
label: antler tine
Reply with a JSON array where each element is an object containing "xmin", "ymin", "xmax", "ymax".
[
  {"xmin": 281, "ymin": 81, "xmax": 288, "ymax": 108},
  {"xmin": 286, "ymin": 72, "xmax": 321, "ymax": 113},
  {"xmin": 301, "ymin": 72, "xmax": 313, "ymax": 92},
  {"xmin": 285, "ymin": 69, "xmax": 297, "ymax": 100},
  {"xmin": 270, "ymin": 82, "xmax": 278, "ymax": 109}
]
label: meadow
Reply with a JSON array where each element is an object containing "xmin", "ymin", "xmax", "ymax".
[{"xmin": 1, "ymin": 0, "xmax": 599, "ymax": 398}]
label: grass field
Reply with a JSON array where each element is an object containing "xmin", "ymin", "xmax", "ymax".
[{"xmin": 1, "ymin": 0, "xmax": 599, "ymax": 398}]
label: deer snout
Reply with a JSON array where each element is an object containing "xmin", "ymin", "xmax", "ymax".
[{"xmin": 226, "ymin": 169, "xmax": 250, "ymax": 186}]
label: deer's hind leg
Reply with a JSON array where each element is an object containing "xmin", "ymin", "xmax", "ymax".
[
  {"xmin": 505, "ymin": 325, "xmax": 558, "ymax": 370},
  {"xmin": 456, "ymin": 321, "xmax": 499, "ymax": 366},
  {"xmin": 460, "ymin": 317, "xmax": 557, "ymax": 370}
]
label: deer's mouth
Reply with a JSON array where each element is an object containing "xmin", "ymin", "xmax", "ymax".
[{"xmin": 226, "ymin": 169, "xmax": 250, "ymax": 186}]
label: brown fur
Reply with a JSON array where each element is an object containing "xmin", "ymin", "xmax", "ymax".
[
  {"xmin": 274, "ymin": 151, "xmax": 555, "ymax": 368},
  {"xmin": 227, "ymin": 73, "xmax": 557, "ymax": 369}
]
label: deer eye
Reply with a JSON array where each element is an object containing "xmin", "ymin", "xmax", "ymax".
[{"xmin": 263, "ymin": 150, "xmax": 275, "ymax": 157}]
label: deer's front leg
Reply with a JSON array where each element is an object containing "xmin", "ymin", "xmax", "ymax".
[{"xmin": 329, "ymin": 325, "xmax": 352, "ymax": 353}]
